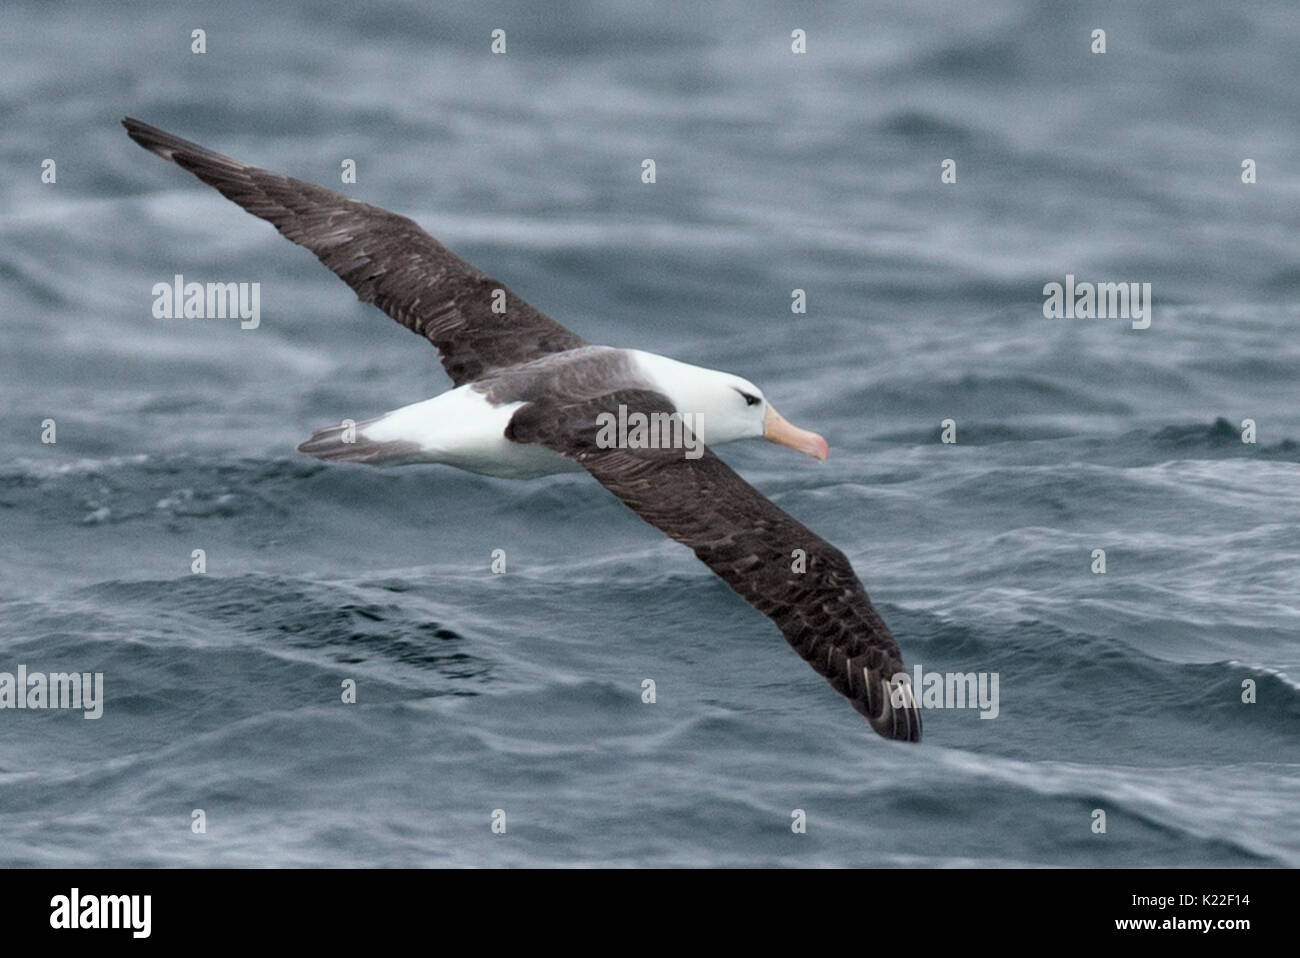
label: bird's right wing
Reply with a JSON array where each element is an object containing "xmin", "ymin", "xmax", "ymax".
[
  {"xmin": 506, "ymin": 388, "xmax": 921, "ymax": 742},
  {"xmin": 122, "ymin": 117, "xmax": 587, "ymax": 386}
]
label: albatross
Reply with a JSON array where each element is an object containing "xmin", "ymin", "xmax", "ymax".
[{"xmin": 122, "ymin": 117, "xmax": 922, "ymax": 742}]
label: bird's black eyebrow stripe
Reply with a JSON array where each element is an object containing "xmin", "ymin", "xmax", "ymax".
[{"xmin": 733, "ymin": 388, "xmax": 761, "ymax": 405}]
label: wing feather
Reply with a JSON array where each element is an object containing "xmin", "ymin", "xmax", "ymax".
[
  {"xmin": 122, "ymin": 117, "xmax": 586, "ymax": 385},
  {"xmin": 507, "ymin": 389, "xmax": 921, "ymax": 742}
]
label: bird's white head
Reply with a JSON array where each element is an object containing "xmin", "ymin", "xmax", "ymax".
[{"xmin": 629, "ymin": 350, "xmax": 829, "ymax": 460}]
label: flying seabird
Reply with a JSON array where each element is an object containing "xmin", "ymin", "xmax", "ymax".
[{"xmin": 122, "ymin": 117, "xmax": 922, "ymax": 742}]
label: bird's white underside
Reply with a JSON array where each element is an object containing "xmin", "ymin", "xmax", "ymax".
[{"xmin": 361, "ymin": 389, "xmax": 571, "ymax": 478}]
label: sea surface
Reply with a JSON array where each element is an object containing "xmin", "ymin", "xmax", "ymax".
[{"xmin": 1, "ymin": 0, "xmax": 1297, "ymax": 867}]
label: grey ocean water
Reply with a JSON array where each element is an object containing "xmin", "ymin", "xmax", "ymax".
[{"xmin": 1, "ymin": 0, "xmax": 1297, "ymax": 866}]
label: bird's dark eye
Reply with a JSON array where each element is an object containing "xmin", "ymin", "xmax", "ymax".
[{"xmin": 737, "ymin": 390, "xmax": 761, "ymax": 407}]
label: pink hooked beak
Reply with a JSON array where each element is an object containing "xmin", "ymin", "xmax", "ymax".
[{"xmin": 763, "ymin": 404, "xmax": 829, "ymax": 461}]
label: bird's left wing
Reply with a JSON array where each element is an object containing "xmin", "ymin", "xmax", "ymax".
[{"xmin": 506, "ymin": 389, "xmax": 921, "ymax": 742}]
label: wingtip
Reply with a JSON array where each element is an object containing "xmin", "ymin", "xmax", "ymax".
[
  {"xmin": 121, "ymin": 115, "xmax": 158, "ymax": 143},
  {"xmin": 870, "ymin": 674, "xmax": 923, "ymax": 743},
  {"xmin": 121, "ymin": 116, "xmax": 231, "ymax": 168},
  {"xmin": 121, "ymin": 115, "xmax": 177, "ymax": 159}
]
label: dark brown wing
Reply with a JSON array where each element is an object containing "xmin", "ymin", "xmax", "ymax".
[
  {"xmin": 122, "ymin": 117, "xmax": 586, "ymax": 386},
  {"xmin": 506, "ymin": 389, "xmax": 921, "ymax": 742}
]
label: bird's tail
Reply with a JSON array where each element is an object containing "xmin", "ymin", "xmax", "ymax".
[{"xmin": 297, "ymin": 417, "xmax": 422, "ymax": 465}]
